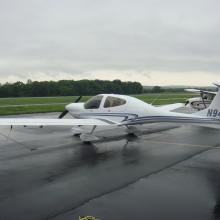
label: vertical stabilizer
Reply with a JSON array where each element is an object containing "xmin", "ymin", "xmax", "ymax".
[{"xmin": 194, "ymin": 83, "xmax": 220, "ymax": 118}]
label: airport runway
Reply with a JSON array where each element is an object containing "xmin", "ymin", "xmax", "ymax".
[{"xmin": 1, "ymin": 113, "xmax": 220, "ymax": 220}]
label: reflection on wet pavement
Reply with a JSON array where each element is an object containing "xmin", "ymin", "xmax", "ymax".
[{"xmin": 1, "ymin": 113, "xmax": 220, "ymax": 220}]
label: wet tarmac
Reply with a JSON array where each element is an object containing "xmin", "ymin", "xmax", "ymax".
[{"xmin": 1, "ymin": 113, "xmax": 220, "ymax": 220}]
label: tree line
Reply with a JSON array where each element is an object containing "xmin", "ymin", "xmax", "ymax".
[{"xmin": 0, "ymin": 79, "xmax": 143, "ymax": 97}]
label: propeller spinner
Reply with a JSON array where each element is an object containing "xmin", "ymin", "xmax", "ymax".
[{"xmin": 58, "ymin": 96, "xmax": 82, "ymax": 119}]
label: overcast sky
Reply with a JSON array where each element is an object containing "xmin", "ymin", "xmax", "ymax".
[{"xmin": 0, "ymin": 0, "xmax": 220, "ymax": 86}]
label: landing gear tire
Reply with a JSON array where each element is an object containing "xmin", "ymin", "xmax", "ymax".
[
  {"xmin": 73, "ymin": 133, "xmax": 81, "ymax": 137},
  {"xmin": 82, "ymin": 141, "xmax": 92, "ymax": 145}
]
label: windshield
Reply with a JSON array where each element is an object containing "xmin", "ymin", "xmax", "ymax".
[{"xmin": 84, "ymin": 95, "xmax": 103, "ymax": 109}]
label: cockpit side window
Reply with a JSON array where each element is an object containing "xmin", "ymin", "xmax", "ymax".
[
  {"xmin": 84, "ymin": 95, "xmax": 103, "ymax": 109},
  {"xmin": 104, "ymin": 96, "xmax": 126, "ymax": 108}
]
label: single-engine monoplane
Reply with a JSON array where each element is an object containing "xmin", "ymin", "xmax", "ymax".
[
  {"xmin": 185, "ymin": 88, "xmax": 216, "ymax": 110},
  {"xmin": 1, "ymin": 83, "xmax": 220, "ymax": 143}
]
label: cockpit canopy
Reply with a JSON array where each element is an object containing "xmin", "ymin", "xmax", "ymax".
[
  {"xmin": 84, "ymin": 95, "xmax": 103, "ymax": 109},
  {"xmin": 103, "ymin": 96, "xmax": 126, "ymax": 108},
  {"xmin": 84, "ymin": 95, "xmax": 127, "ymax": 109}
]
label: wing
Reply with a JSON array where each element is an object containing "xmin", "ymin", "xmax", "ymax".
[
  {"xmin": 157, "ymin": 103, "xmax": 184, "ymax": 111},
  {"xmin": 120, "ymin": 116, "xmax": 220, "ymax": 129},
  {"xmin": 185, "ymin": 88, "xmax": 217, "ymax": 95},
  {"xmin": 0, "ymin": 118, "xmax": 115, "ymax": 126}
]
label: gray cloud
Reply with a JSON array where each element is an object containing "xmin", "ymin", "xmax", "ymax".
[{"xmin": 0, "ymin": 0, "xmax": 220, "ymax": 84}]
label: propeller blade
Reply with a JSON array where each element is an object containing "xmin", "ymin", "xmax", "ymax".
[
  {"xmin": 58, "ymin": 110, "xmax": 69, "ymax": 119},
  {"xmin": 185, "ymin": 101, "xmax": 189, "ymax": 106},
  {"xmin": 74, "ymin": 96, "xmax": 82, "ymax": 103}
]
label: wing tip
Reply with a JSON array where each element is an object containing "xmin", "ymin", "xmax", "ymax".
[{"xmin": 213, "ymin": 82, "xmax": 220, "ymax": 88}]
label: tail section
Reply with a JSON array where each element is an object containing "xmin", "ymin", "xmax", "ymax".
[{"xmin": 194, "ymin": 83, "xmax": 220, "ymax": 119}]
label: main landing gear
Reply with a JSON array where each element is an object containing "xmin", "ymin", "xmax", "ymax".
[{"xmin": 72, "ymin": 125, "xmax": 99, "ymax": 144}]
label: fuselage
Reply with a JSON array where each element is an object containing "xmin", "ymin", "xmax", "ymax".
[{"xmin": 65, "ymin": 94, "xmax": 200, "ymax": 123}]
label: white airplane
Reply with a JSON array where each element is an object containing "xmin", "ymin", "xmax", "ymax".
[
  {"xmin": 1, "ymin": 83, "xmax": 220, "ymax": 143},
  {"xmin": 185, "ymin": 88, "xmax": 216, "ymax": 110}
]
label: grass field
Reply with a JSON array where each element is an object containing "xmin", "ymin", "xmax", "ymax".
[{"xmin": 0, "ymin": 93, "xmax": 197, "ymax": 115}]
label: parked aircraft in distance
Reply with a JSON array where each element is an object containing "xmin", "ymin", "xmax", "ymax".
[
  {"xmin": 1, "ymin": 83, "xmax": 220, "ymax": 143},
  {"xmin": 185, "ymin": 88, "xmax": 216, "ymax": 110}
]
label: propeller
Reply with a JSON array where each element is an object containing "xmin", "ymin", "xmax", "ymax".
[
  {"xmin": 184, "ymin": 100, "xmax": 189, "ymax": 106},
  {"xmin": 58, "ymin": 109, "xmax": 69, "ymax": 119},
  {"xmin": 58, "ymin": 96, "xmax": 82, "ymax": 119},
  {"xmin": 74, "ymin": 96, "xmax": 83, "ymax": 103}
]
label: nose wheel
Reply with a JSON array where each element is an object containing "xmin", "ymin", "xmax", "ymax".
[{"xmin": 125, "ymin": 125, "xmax": 139, "ymax": 136}]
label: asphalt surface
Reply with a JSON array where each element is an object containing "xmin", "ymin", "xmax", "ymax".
[{"xmin": 1, "ymin": 112, "xmax": 220, "ymax": 220}]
